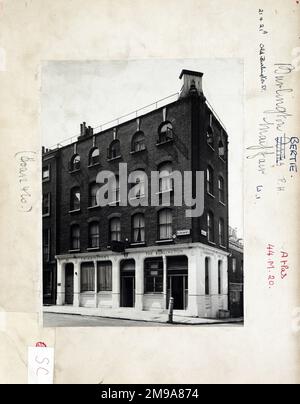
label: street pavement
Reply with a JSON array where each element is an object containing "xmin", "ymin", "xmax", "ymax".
[{"xmin": 44, "ymin": 313, "xmax": 243, "ymax": 327}]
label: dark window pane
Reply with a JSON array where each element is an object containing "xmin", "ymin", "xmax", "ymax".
[
  {"xmin": 132, "ymin": 131, "xmax": 146, "ymax": 152},
  {"xmin": 89, "ymin": 148, "xmax": 100, "ymax": 165},
  {"xmin": 144, "ymin": 258, "xmax": 163, "ymax": 293},
  {"xmin": 159, "ymin": 122, "xmax": 173, "ymax": 143}
]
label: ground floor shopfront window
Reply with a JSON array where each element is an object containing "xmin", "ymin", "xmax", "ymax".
[
  {"xmin": 144, "ymin": 258, "xmax": 163, "ymax": 293},
  {"xmin": 81, "ymin": 262, "xmax": 95, "ymax": 292},
  {"xmin": 97, "ymin": 262, "xmax": 112, "ymax": 292}
]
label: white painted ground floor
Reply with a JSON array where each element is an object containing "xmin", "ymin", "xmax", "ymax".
[{"xmin": 55, "ymin": 243, "xmax": 229, "ymax": 319}]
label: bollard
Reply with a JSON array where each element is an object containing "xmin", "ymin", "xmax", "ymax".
[{"xmin": 168, "ymin": 297, "xmax": 174, "ymax": 324}]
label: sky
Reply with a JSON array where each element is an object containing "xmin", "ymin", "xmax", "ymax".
[{"xmin": 41, "ymin": 59, "xmax": 244, "ymax": 236}]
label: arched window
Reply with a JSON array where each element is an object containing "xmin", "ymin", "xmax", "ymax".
[
  {"xmin": 132, "ymin": 131, "xmax": 146, "ymax": 152},
  {"xmin": 158, "ymin": 209, "xmax": 173, "ymax": 240},
  {"xmin": 132, "ymin": 214, "xmax": 145, "ymax": 243},
  {"xmin": 88, "ymin": 221, "xmax": 100, "ymax": 248},
  {"xmin": 89, "ymin": 148, "xmax": 100, "ymax": 166},
  {"xmin": 207, "ymin": 166, "xmax": 214, "ymax": 195},
  {"xmin": 219, "ymin": 140, "xmax": 225, "ymax": 159},
  {"xmin": 70, "ymin": 186, "xmax": 80, "ymax": 211},
  {"xmin": 70, "ymin": 154, "xmax": 81, "ymax": 171},
  {"xmin": 205, "ymin": 257, "xmax": 210, "ymax": 295},
  {"xmin": 207, "ymin": 126, "xmax": 214, "ymax": 148},
  {"xmin": 110, "ymin": 218, "xmax": 121, "ymax": 242},
  {"xmin": 159, "ymin": 162, "xmax": 173, "ymax": 193},
  {"xmin": 158, "ymin": 121, "xmax": 173, "ymax": 144},
  {"xmin": 219, "ymin": 218, "xmax": 225, "ymax": 246},
  {"xmin": 108, "ymin": 139, "xmax": 121, "ymax": 160},
  {"xmin": 207, "ymin": 211, "xmax": 214, "ymax": 243},
  {"xmin": 89, "ymin": 182, "xmax": 99, "ymax": 207},
  {"xmin": 218, "ymin": 176, "xmax": 225, "ymax": 203},
  {"xmin": 70, "ymin": 224, "xmax": 80, "ymax": 250}
]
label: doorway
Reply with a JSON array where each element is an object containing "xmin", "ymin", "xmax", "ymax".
[
  {"xmin": 167, "ymin": 256, "xmax": 188, "ymax": 310},
  {"xmin": 168, "ymin": 275, "xmax": 188, "ymax": 310},
  {"xmin": 65, "ymin": 264, "xmax": 74, "ymax": 305},
  {"xmin": 120, "ymin": 260, "xmax": 135, "ymax": 308}
]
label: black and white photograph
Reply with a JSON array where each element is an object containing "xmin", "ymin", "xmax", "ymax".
[
  {"xmin": 1, "ymin": 0, "xmax": 299, "ymax": 386},
  {"xmin": 42, "ymin": 59, "xmax": 244, "ymax": 327}
]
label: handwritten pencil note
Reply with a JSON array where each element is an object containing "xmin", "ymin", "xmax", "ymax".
[
  {"xmin": 15, "ymin": 151, "xmax": 37, "ymax": 213},
  {"xmin": 28, "ymin": 347, "xmax": 54, "ymax": 384}
]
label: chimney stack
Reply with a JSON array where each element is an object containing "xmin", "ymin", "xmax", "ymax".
[
  {"xmin": 179, "ymin": 70, "xmax": 205, "ymax": 99},
  {"xmin": 80, "ymin": 122, "xmax": 87, "ymax": 137},
  {"xmin": 87, "ymin": 126, "xmax": 94, "ymax": 136}
]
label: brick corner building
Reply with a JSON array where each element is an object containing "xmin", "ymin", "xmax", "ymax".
[{"xmin": 42, "ymin": 69, "xmax": 230, "ymax": 318}]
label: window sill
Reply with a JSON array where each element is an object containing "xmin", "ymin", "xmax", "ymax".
[
  {"xmin": 155, "ymin": 189, "xmax": 173, "ymax": 195},
  {"xmin": 88, "ymin": 205, "xmax": 100, "ymax": 210},
  {"xmin": 156, "ymin": 139, "xmax": 174, "ymax": 147},
  {"xmin": 69, "ymin": 249, "xmax": 80, "ymax": 253},
  {"xmin": 219, "ymin": 157, "xmax": 226, "ymax": 163},
  {"xmin": 107, "ymin": 156, "xmax": 122, "ymax": 162},
  {"xmin": 207, "ymin": 192, "xmax": 215, "ymax": 199},
  {"xmin": 219, "ymin": 201, "xmax": 226, "ymax": 207},
  {"xmin": 108, "ymin": 201, "xmax": 121, "ymax": 206},
  {"xmin": 42, "ymin": 178, "xmax": 50, "ymax": 183},
  {"xmin": 69, "ymin": 209, "xmax": 81, "ymax": 214},
  {"xmin": 69, "ymin": 169, "xmax": 81, "ymax": 174},
  {"xmin": 208, "ymin": 241, "xmax": 216, "ymax": 246},
  {"xmin": 207, "ymin": 144, "xmax": 215, "ymax": 151},
  {"xmin": 129, "ymin": 195, "xmax": 146, "ymax": 201},
  {"xmin": 87, "ymin": 247, "xmax": 100, "ymax": 251},
  {"xmin": 80, "ymin": 291, "xmax": 95, "ymax": 295},
  {"xmin": 144, "ymin": 292, "xmax": 164, "ymax": 295},
  {"xmin": 220, "ymin": 245, "xmax": 227, "ymax": 249},
  {"xmin": 88, "ymin": 162, "xmax": 101, "ymax": 168},
  {"xmin": 130, "ymin": 242, "xmax": 146, "ymax": 247},
  {"xmin": 42, "ymin": 213, "xmax": 51, "ymax": 218},
  {"xmin": 97, "ymin": 291, "xmax": 112, "ymax": 295},
  {"xmin": 156, "ymin": 239, "xmax": 174, "ymax": 244},
  {"xmin": 130, "ymin": 149, "xmax": 147, "ymax": 155}
]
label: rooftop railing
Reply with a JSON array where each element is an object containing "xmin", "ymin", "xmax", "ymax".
[
  {"xmin": 49, "ymin": 92, "xmax": 179, "ymax": 150},
  {"xmin": 47, "ymin": 91, "xmax": 227, "ymax": 151}
]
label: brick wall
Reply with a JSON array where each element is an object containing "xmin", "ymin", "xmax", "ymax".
[
  {"xmin": 56, "ymin": 98, "xmax": 194, "ymax": 254},
  {"xmin": 43, "ymin": 92, "xmax": 229, "ymax": 256},
  {"xmin": 191, "ymin": 96, "xmax": 229, "ymax": 252}
]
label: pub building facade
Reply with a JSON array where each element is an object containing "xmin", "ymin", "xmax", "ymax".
[{"xmin": 42, "ymin": 70, "xmax": 230, "ymax": 318}]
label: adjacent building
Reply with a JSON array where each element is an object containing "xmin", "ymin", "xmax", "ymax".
[
  {"xmin": 42, "ymin": 70, "xmax": 230, "ymax": 318},
  {"xmin": 228, "ymin": 227, "xmax": 244, "ymax": 318},
  {"xmin": 42, "ymin": 148, "xmax": 59, "ymax": 305}
]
